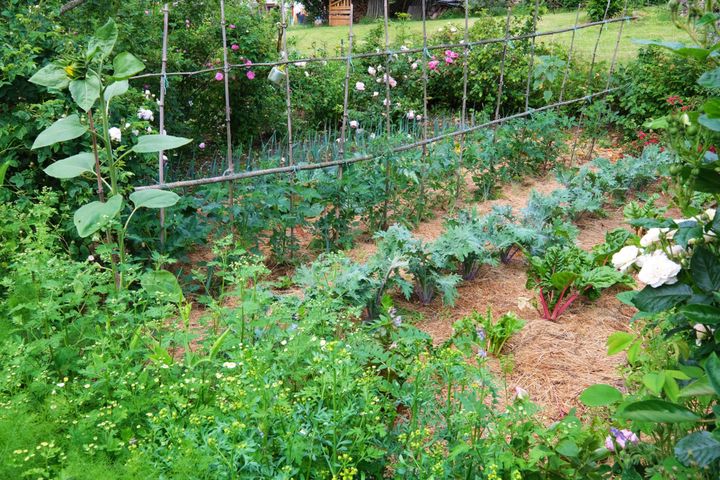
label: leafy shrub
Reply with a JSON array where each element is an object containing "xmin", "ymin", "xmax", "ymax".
[
  {"xmin": 611, "ymin": 46, "xmax": 706, "ymax": 133},
  {"xmin": 587, "ymin": 0, "xmax": 622, "ymax": 22}
]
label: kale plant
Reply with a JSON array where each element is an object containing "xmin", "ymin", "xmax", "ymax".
[{"xmin": 375, "ymin": 225, "xmax": 461, "ymax": 306}]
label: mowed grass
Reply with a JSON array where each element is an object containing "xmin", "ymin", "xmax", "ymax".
[{"xmin": 288, "ymin": 7, "xmax": 687, "ymax": 63}]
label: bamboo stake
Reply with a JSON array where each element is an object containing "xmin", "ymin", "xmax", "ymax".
[
  {"xmin": 337, "ymin": 5, "xmax": 354, "ymax": 245},
  {"xmin": 454, "ymin": 0, "xmax": 470, "ymax": 206},
  {"xmin": 418, "ymin": 0, "xmax": 429, "ymax": 223},
  {"xmin": 558, "ymin": 4, "xmax": 582, "ymax": 103},
  {"xmin": 587, "ymin": 0, "xmax": 629, "ymax": 160},
  {"xmin": 524, "ymin": 0, "xmax": 540, "ymax": 111},
  {"xmin": 569, "ymin": 0, "xmax": 613, "ymax": 165},
  {"xmin": 381, "ymin": 0, "xmax": 392, "ymax": 229},
  {"xmin": 158, "ymin": 3, "xmax": 169, "ymax": 248},
  {"xmin": 219, "ymin": 0, "xmax": 235, "ymax": 229}
]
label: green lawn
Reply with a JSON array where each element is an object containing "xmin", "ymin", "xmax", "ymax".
[{"xmin": 288, "ymin": 7, "xmax": 687, "ymax": 63}]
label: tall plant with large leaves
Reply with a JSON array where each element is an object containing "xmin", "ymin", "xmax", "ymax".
[
  {"xmin": 30, "ymin": 19, "xmax": 189, "ymax": 291},
  {"xmin": 580, "ymin": 3, "xmax": 720, "ymax": 476}
]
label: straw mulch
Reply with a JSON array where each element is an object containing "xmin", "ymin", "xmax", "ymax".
[{"xmin": 346, "ymin": 166, "xmax": 649, "ymax": 421}]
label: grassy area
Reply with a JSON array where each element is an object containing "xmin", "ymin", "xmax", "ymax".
[{"xmin": 288, "ymin": 7, "xmax": 687, "ymax": 63}]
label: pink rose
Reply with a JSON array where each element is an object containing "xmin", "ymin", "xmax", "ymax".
[
  {"xmin": 231, "ymin": 44, "xmax": 239, "ymax": 51},
  {"xmin": 215, "ymin": 72, "xmax": 224, "ymax": 81},
  {"xmin": 428, "ymin": 60, "xmax": 439, "ymax": 71},
  {"xmin": 246, "ymin": 71, "xmax": 255, "ymax": 80}
]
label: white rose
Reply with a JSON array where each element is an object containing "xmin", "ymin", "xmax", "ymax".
[
  {"xmin": 355, "ymin": 81, "xmax": 365, "ymax": 91},
  {"xmin": 611, "ymin": 245, "xmax": 640, "ymax": 273},
  {"xmin": 349, "ymin": 120, "xmax": 359, "ymax": 129},
  {"xmin": 368, "ymin": 66, "xmax": 376, "ymax": 76},
  {"xmin": 668, "ymin": 244, "xmax": 685, "ymax": 257},
  {"xmin": 637, "ymin": 251, "xmax": 682, "ymax": 288},
  {"xmin": 108, "ymin": 127, "xmax": 122, "ymax": 143},
  {"xmin": 640, "ymin": 228, "xmax": 672, "ymax": 247},
  {"xmin": 411, "ymin": 62, "xmax": 418, "ymax": 70},
  {"xmin": 373, "ymin": 91, "xmax": 379, "ymax": 97},
  {"xmin": 406, "ymin": 110, "xmax": 415, "ymax": 120},
  {"xmin": 705, "ymin": 208, "xmax": 716, "ymax": 221}
]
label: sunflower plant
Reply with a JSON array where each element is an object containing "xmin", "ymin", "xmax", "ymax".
[{"xmin": 29, "ymin": 19, "xmax": 190, "ymax": 291}]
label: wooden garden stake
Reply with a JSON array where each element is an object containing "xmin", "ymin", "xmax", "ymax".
[
  {"xmin": 219, "ymin": 0, "xmax": 235, "ymax": 230},
  {"xmin": 158, "ymin": 3, "xmax": 169, "ymax": 248}
]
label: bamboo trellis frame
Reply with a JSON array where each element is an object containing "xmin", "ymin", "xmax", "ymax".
[{"xmin": 134, "ymin": 2, "xmax": 635, "ymax": 238}]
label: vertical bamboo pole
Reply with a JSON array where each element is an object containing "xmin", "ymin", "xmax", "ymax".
[
  {"xmin": 454, "ymin": 0, "xmax": 470, "ymax": 206},
  {"xmin": 337, "ymin": 5, "xmax": 354, "ymax": 244},
  {"xmin": 219, "ymin": 0, "xmax": 235, "ymax": 229},
  {"xmin": 418, "ymin": 0, "xmax": 429, "ymax": 223},
  {"xmin": 158, "ymin": 3, "xmax": 169, "ymax": 248},
  {"xmin": 381, "ymin": 0, "xmax": 392, "ymax": 228},
  {"xmin": 281, "ymin": 0, "xmax": 296, "ymax": 255},
  {"xmin": 587, "ymin": 0, "xmax": 629, "ymax": 160},
  {"xmin": 558, "ymin": 4, "xmax": 582, "ymax": 103},
  {"xmin": 524, "ymin": 0, "xmax": 540, "ymax": 111},
  {"xmin": 494, "ymin": 7, "xmax": 513, "ymax": 123},
  {"xmin": 569, "ymin": 0, "xmax": 613, "ymax": 165}
]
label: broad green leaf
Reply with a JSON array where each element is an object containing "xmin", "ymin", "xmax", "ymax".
[
  {"xmin": 607, "ymin": 331, "xmax": 635, "ymax": 355},
  {"xmin": 581, "ymin": 266, "xmax": 629, "ymax": 290},
  {"xmin": 698, "ymin": 114, "xmax": 720, "ymax": 132},
  {"xmin": 615, "ymin": 290, "xmax": 637, "ymax": 306},
  {"xmin": 633, "ymin": 40, "xmax": 710, "ymax": 61},
  {"xmin": 103, "ymin": 80, "xmax": 129, "ymax": 104},
  {"xmin": 43, "ymin": 152, "xmax": 95, "ymax": 179},
  {"xmin": 674, "ymin": 224, "xmax": 704, "ymax": 248},
  {"xmin": 691, "ymin": 247, "xmax": 720, "ymax": 292},
  {"xmin": 642, "ymin": 372, "xmax": 665, "ymax": 395},
  {"xmin": 703, "ymin": 98, "xmax": 720, "ymax": 117},
  {"xmin": 112, "ymin": 52, "xmax": 145, "ymax": 79},
  {"xmin": 617, "ymin": 399, "xmax": 700, "ymax": 423},
  {"xmin": 675, "ymin": 431, "xmax": 720, "ymax": 468},
  {"xmin": 692, "ymin": 168, "xmax": 720, "ymax": 194},
  {"xmin": 550, "ymin": 271, "xmax": 576, "ymax": 290},
  {"xmin": 579, "ymin": 384, "xmax": 623, "ymax": 407},
  {"xmin": 706, "ymin": 353, "xmax": 720, "ymax": 396},
  {"xmin": 699, "ymin": 67, "xmax": 720, "ymax": 89},
  {"xmin": 140, "ymin": 270, "xmax": 183, "ymax": 303},
  {"xmin": 87, "ymin": 19, "xmax": 118, "ymax": 59},
  {"xmin": 556, "ymin": 439, "xmax": 579, "ymax": 458},
  {"xmin": 32, "ymin": 114, "xmax": 87, "ymax": 150},
  {"xmin": 643, "ymin": 116, "xmax": 669, "ymax": 130},
  {"xmin": 132, "ymin": 135, "xmax": 191, "ymax": 153},
  {"xmin": 129, "ymin": 190, "xmax": 180, "ymax": 209},
  {"xmin": 681, "ymin": 304, "xmax": 720, "ymax": 324},
  {"xmin": 679, "ymin": 376, "xmax": 716, "ymax": 397},
  {"xmin": 69, "ymin": 75, "xmax": 101, "ymax": 112},
  {"xmin": 0, "ymin": 161, "xmax": 9, "ymax": 187},
  {"xmin": 632, "ymin": 284, "xmax": 692, "ymax": 313},
  {"xmin": 29, "ymin": 62, "xmax": 70, "ymax": 90},
  {"xmin": 73, "ymin": 195, "xmax": 123, "ymax": 238}
]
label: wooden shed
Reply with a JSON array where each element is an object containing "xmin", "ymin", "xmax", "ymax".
[{"xmin": 329, "ymin": 0, "xmax": 352, "ymax": 26}]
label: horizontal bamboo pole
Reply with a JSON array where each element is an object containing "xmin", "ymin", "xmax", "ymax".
[
  {"xmin": 135, "ymin": 87, "xmax": 620, "ymax": 191},
  {"xmin": 130, "ymin": 16, "xmax": 635, "ymax": 80}
]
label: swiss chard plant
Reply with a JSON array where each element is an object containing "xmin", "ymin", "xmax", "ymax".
[
  {"xmin": 29, "ymin": 19, "xmax": 189, "ymax": 291},
  {"xmin": 526, "ymin": 245, "xmax": 634, "ymax": 321}
]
